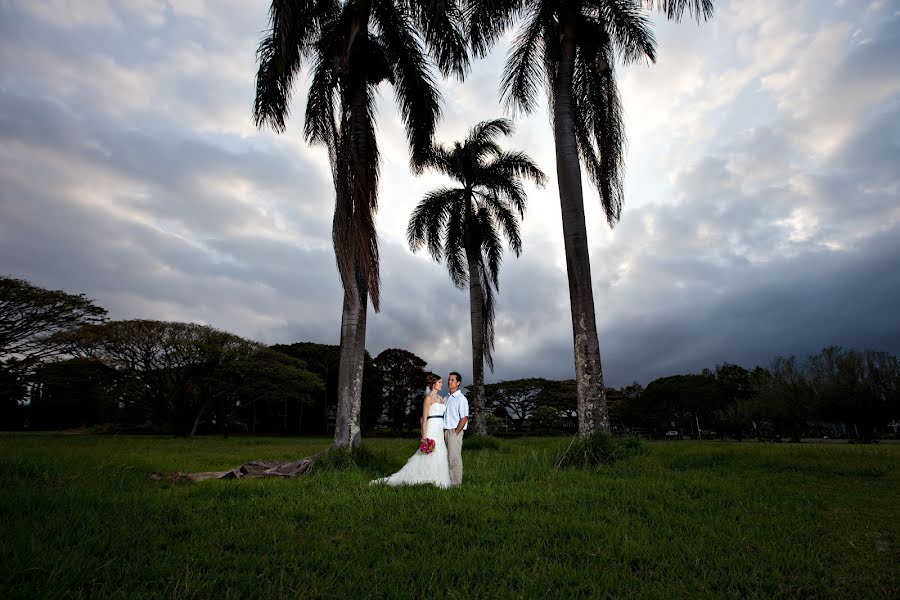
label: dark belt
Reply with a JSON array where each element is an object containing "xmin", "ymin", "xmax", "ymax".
[{"xmin": 427, "ymin": 415, "xmax": 443, "ymax": 419}]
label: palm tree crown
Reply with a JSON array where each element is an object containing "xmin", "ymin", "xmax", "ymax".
[
  {"xmin": 467, "ymin": 0, "xmax": 713, "ymax": 226},
  {"xmin": 254, "ymin": 0, "xmax": 469, "ymax": 310},
  {"xmin": 408, "ymin": 119, "xmax": 545, "ymax": 432},
  {"xmin": 408, "ymin": 119, "xmax": 546, "ymax": 368}
]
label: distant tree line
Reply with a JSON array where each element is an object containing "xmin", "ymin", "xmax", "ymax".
[
  {"xmin": 480, "ymin": 353, "xmax": 899, "ymax": 442},
  {"xmin": 612, "ymin": 350, "xmax": 899, "ymax": 442},
  {"xmin": 2, "ymin": 276, "xmax": 897, "ymax": 440},
  {"xmin": 0, "ymin": 276, "xmax": 445, "ymax": 435}
]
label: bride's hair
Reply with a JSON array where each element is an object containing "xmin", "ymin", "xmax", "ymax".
[{"xmin": 425, "ymin": 373, "xmax": 440, "ymax": 391}]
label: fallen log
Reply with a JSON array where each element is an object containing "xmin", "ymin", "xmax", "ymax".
[{"xmin": 163, "ymin": 451, "xmax": 326, "ymax": 482}]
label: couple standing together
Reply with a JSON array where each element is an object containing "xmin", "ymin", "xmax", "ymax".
[{"xmin": 372, "ymin": 372, "xmax": 469, "ymax": 488}]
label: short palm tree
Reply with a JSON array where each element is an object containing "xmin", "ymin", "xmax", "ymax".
[
  {"xmin": 254, "ymin": 0, "xmax": 468, "ymax": 448},
  {"xmin": 407, "ymin": 118, "xmax": 546, "ymax": 434},
  {"xmin": 465, "ymin": 0, "xmax": 714, "ymax": 437}
]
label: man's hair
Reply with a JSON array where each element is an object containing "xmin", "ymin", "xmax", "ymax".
[{"xmin": 449, "ymin": 371, "xmax": 462, "ymax": 384}]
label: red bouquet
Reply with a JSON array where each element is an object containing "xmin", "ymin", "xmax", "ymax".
[{"xmin": 419, "ymin": 438, "xmax": 436, "ymax": 454}]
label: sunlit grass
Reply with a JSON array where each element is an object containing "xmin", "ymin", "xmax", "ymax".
[{"xmin": 1, "ymin": 434, "xmax": 897, "ymax": 598}]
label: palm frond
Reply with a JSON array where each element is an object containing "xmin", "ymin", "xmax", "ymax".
[
  {"xmin": 477, "ymin": 206, "xmax": 503, "ymax": 288},
  {"xmin": 357, "ymin": 84, "xmax": 382, "ymax": 308},
  {"xmin": 540, "ymin": 9, "xmax": 561, "ymax": 112},
  {"xmin": 500, "ymin": 2, "xmax": 548, "ymax": 116},
  {"xmin": 464, "ymin": 0, "xmax": 528, "ymax": 58},
  {"xmin": 332, "ymin": 74, "xmax": 383, "ymax": 309},
  {"xmin": 303, "ymin": 42, "xmax": 339, "ymax": 151},
  {"xmin": 407, "ymin": 187, "xmax": 460, "ymax": 263},
  {"xmin": 469, "ymin": 118, "xmax": 515, "ymax": 146},
  {"xmin": 365, "ymin": 35, "xmax": 397, "ymax": 85},
  {"xmin": 331, "ymin": 123, "xmax": 356, "ymax": 300},
  {"xmin": 253, "ymin": 34, "xmax": 293, "ymax": 132},
  {"xmin": 253, "ymin": 0, "xmax": 339, "ymax": 132},
  {"xmin": 400, "ymin": 0, "xmax": 470, "ymax": 79},
  {"xmin": 421, "ymin": 144, "xmax": 458, "ymax": 179},
  {"xmin": 476, "ymin": 250, "xmax": 497, "ymax": 371},
  {"xmin": 477, "ymin": 171, "xmax": 525, "ymax": 214},
  {"xmin": 373, "ymin": 0, "xmax": 443, "ymax": 171},
  {"xmin": 444, "ymin": 195, "xmax": 469, "ymax": 288},
  {"xmin": 589, "ymin": 0, "xmax": 656, "ymax": 64},
  {"xmin": 478, "ymin": 190, "xmax": 523, "ymax": 256},
  {"xmin": 572, "ymin": 32, "xmax": 625, "ymax": 227},
  {"xmin": 644, "ymin": 0, "xmax": 714, "ymax": 23},
  {"xmin": 484, "ymin": 149, "xmax": 547, "ymax": 190}
]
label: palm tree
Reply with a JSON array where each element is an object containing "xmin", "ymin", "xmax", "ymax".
[
  {"xmin": 465, "ymin": 0, "xmax": 714, "ymax": 437},
  {"xmin": 254, "ymin": 0, "xmax": 469, "ymax": 448},
  {"xmin": 408, "ymin": 119, "xmax": 546, "ymax": 434}
]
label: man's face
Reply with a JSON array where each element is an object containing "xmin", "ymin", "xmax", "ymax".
[{"xmin": 448, "ymin": 374, "xmax": 459, "ymax": 393}]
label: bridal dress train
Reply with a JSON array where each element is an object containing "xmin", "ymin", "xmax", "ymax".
[{"xmin": 370, "ymin": 398, "xmax": 451, "ymax": 488}]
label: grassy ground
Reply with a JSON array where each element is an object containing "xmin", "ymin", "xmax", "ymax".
[{"xmin": 1, "ymin": 434, "xmax": 897, "ymax": 599}]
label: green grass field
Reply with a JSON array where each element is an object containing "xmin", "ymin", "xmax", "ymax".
[{"xmin": 1, "ymin": 434, "xmax": 897, "ymax": 599}]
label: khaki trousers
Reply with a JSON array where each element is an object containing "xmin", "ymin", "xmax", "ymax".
[{"xmin": 445, "ymin": 429, "xmax": 464, "ymax": 486}]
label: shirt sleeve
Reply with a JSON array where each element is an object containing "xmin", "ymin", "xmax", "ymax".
[{"xmin": 460, "ymin": 395, "xmax": 469, "ymax": 418}]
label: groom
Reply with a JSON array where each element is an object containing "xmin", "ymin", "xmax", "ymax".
[{"xmin": 443, "ymin": 371, "xmax": 469, "ymax": 486}]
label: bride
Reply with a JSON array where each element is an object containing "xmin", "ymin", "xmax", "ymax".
[{"xmin": 370, "ymin": 373, "xmax": 450, "ymax": 488}]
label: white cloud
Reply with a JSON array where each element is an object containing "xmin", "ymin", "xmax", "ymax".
[{"xmin": 17, "ymin": 0, "xmax": 124, "ymax": 30}]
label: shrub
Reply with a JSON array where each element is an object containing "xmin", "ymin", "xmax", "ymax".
[{"xmin": 555, "ymin": 432, "xmax": 648, "ymax": 468}]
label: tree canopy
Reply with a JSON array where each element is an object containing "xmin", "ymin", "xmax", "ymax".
[{"xmin": 0, "ymin": 276, "xmax": 107, "ymax": 374}]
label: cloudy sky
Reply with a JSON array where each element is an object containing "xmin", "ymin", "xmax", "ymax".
[{"xmin": 1, "ymin": 0, "xmax": 898, "ymax": 387}]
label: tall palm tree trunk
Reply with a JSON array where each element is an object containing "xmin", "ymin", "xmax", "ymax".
[
  {"xmin": 553, "ymin": 9, "xmax": 609, "ymax": 437},
  {"xmin": 334, "ymin": 266, "xmax": 367, "ymax": 448},
  {"xmin": 465, "ymin": 232, "xmax": 488, "ymax": 435},
  {"xmin": 333, "ymin": 53, "xmax": 373, "ymax": 449}
]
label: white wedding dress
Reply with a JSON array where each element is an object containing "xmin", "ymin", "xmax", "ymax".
[{"xmin": 371, "ymin": 397, "xmax": 451, "ymax": 488}]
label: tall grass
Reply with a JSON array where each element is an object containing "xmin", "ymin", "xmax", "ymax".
[
  {"xmin": 1, "ymin": 433, "xmax": 897, "ymax": 598},
  {"xmin": 554, "ymin": 432, "xmax": 649, "ymax": 468}
]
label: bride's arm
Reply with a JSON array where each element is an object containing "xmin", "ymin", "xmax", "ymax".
[{"xmin": 420, "ymin": 395, "xmax": 432, "ymax": 441}]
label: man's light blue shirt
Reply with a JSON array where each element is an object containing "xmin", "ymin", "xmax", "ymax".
[{"xmin": 443, "ymin": 389, "xmax": 469, "ymax": 430}]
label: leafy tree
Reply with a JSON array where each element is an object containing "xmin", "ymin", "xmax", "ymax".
[
  {"xmin": 482, "ymin": 377, "xmax": 576, "ymax": 432},
  {"xmin": 615, "ymin": 381, "xmax": 644, "ymax": 427},
  {"xmin": 219, "ymin": 347, "xmax": 324, "ymax": 435},
  {"xmin": 769, "ymin": 356, "xmax": 812, "ymax": 442},
  {"xmin": 0, "ymin": 276, "xmax": 106, "ymax": 380},
  {"xmin": 0, "ymin": 361, "xmax": 28, "ymax": 430},
  {"xmin": 620, "ymin": 381, "xmax": 644, "ymax": 403},
  {"xmin": 715, "ymin": 363, "xmax": 751, "ymax": 403},
  {"xmin": 253, "ymin": 0, "xmax": 468, "ymax": 448},
  {"xmin": 373, "ymin": 348, "xmax": 427, "ymax": 434},
  {"xmin": 636, "ymin": 373, "xmax": 719, "ymax": 437},
  {"xmin": 530, "ymin": 404, "xmax": 563, "ymax": 432},
  {"xmin": 408, "ymin": 118, "xmax": 546, "ymax": 433},
  {"xmin": 711, "ymin": 363, "xmax": 751, "ymax": 437},
  {"xmin": 861, "ymin": 350, "xmax": 900, "ymax": 437},
  {"xmin": 464, "ymin": 0, "xmax": 714, "ymax": 436},
  {"xmin": 28, "ymin": 358, "xmax": 117, "ymax": 430},
  {"xmin": 808, "ymin": 347, "xmax": 899, "ymax": 442},
  {"xmin": 54, "ymin": 320, "xmax": 261, "ymax": 435},
  {"xmin": 271, "ymin": 342, "xmax": 382, "ymax": 434},
  {"xmin": 541, "ymin": 378, "xmax": 578, "ymax": 416},
  {"xmin": 483, "ymin": 377, "xmax": 547, "ymax": 429}
]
